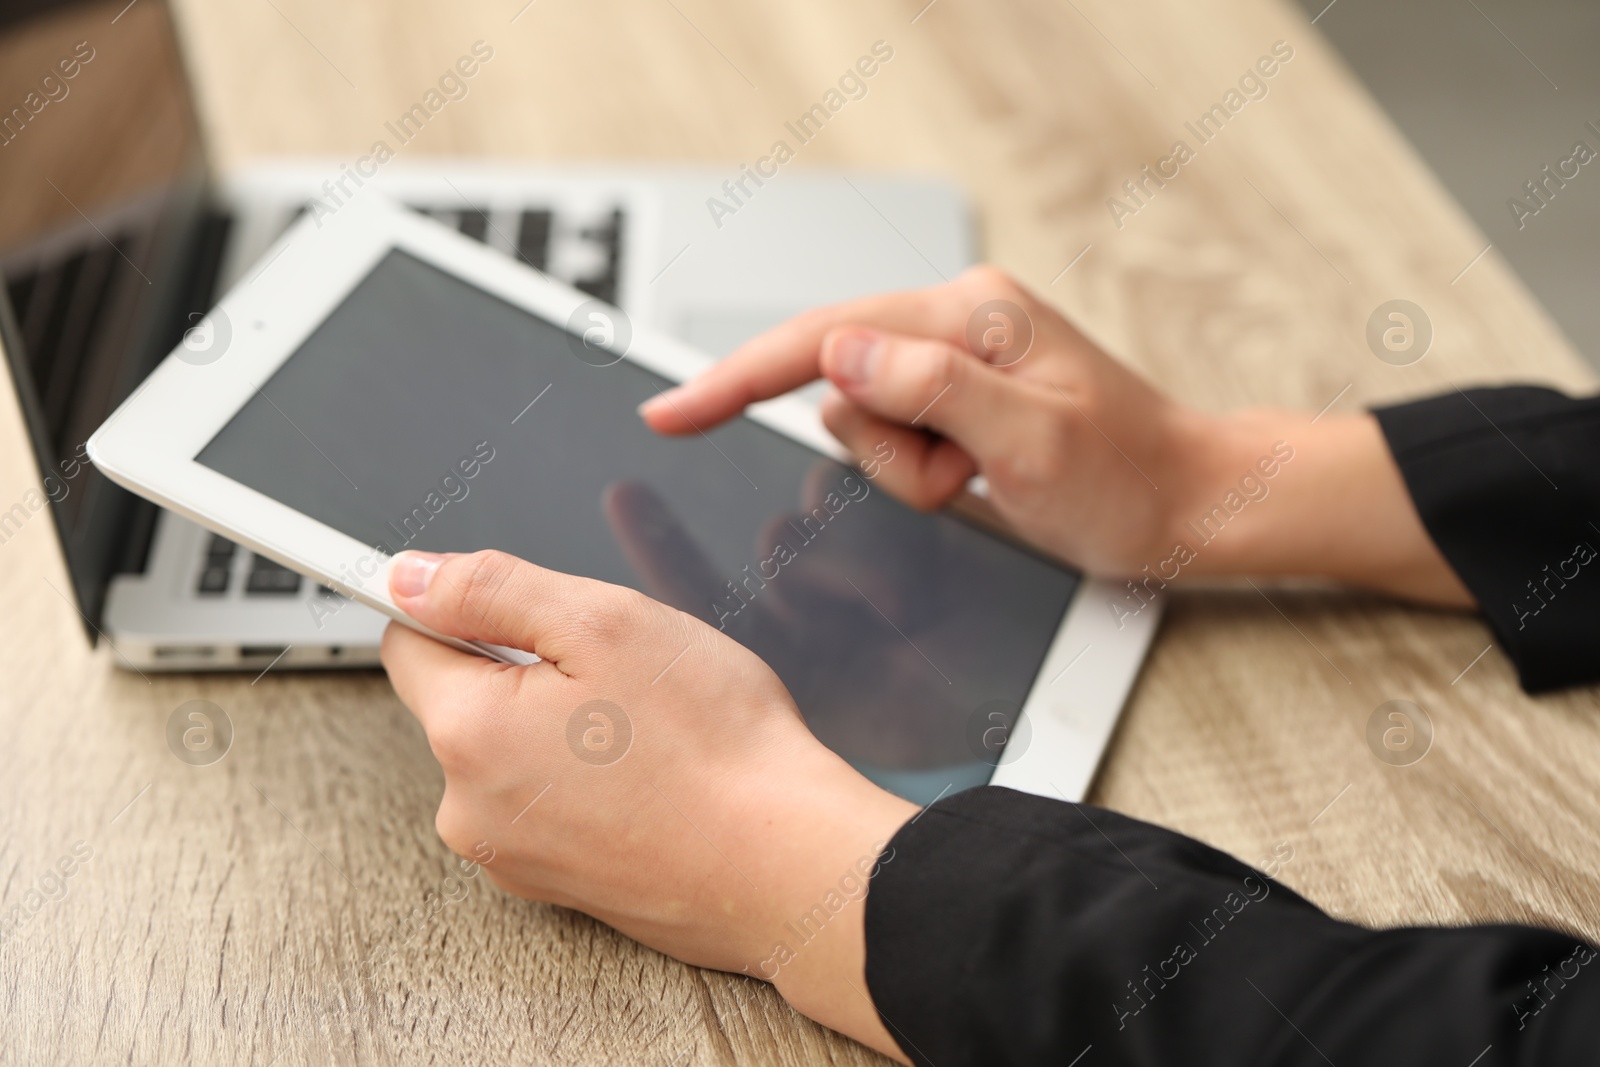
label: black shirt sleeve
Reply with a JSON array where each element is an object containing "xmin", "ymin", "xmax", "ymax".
[
  {"xmin": 861, "ymin": 386, "xmax": 1600, "ymax": 1065},
  {"xmin": 1373, "ymin": 386, "xmax": 1600, "ymax": 692},
  {"xmin": 865, "ymin": 787, "xmax": 1599, "ymax": 1067}
]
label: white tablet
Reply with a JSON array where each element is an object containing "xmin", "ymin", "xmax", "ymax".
[{"xmin": 87, "ymin": 195, "xmax": 1161, "ymax": 804}]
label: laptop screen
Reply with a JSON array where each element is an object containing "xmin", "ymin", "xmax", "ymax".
[{"xmin": 0, "ymin": 0, "xmax": 212, "ymax": 632}]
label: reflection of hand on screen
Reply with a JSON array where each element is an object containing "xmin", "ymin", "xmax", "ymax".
[{"xmin": 600, "ymin": 477, "xmax": 972, "ymax": 769}]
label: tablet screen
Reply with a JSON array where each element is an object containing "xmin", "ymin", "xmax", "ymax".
[{"xmin": 198, "ymin": 249, "xmax": 1080, "ymax": 803}]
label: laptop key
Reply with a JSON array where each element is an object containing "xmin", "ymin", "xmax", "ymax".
[
  {"xmin": 517, "ymin": 210, "xmax": 552, "ymax": 271},
  {"xmin": 573, "ymin": 274, "xmax": 616, "ymax": 305},
  {"xmin": 572, "ymin": 208, "xmax": 623, "ymax": 306},
  {"xmin": 457, "ymin": 210, "xmax": 489, "ymax": 243},
  {"xmin": 197, "ymin": 566, "xmax": 231, "ymax": 595},
  {"xmin": 245, "ymin": 554, "xmax": 302, "ymax": 595},
  {"xmin": 580, "ymin": 209, "xmax": 622, "ymax": 247}
]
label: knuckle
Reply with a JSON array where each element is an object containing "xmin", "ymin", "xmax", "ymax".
[
  {"xmin": 564, "ymin": 588, "xmax": 637, "ymax": 649},
  {"xmin": 902, "ymin": 480, "xmax": 945, "ymax": 512},
  {"xmin": 426, "ymin": 715, "xmax": 475, "ymax": 773},
  {"xmin": 985, "ymin": 449, "xmax": 1037, "ymax": 494},
  {"xmin": 991, "ymin": 401, "xmax": 1072, "ymax": 490},
  {"xmin": 928, "ymin": 340, "xmax": 960, "ymax": 377},
  {"xmin": 898, "ymin": 341, "xmax": 961, "ymax": 403},
  {"xmin": 434, "ymin": 800, "xmax": 478, "ymax": 858},
  {"xmin": 422, "ymin": 680, "xmax": 498, "ymax": 773},
  {"xmin": 450, "ymin": 550, "xmax": 518, "ymax": 610},
  {"xmin": 1040, "ymin": 395, "xmax": 1077, "ymax": 447},
  {"xmin": 818, "ymin": 389, "xmax": 855, "ymax": 435},
  {"xmin": 932, "ymin": 340, "xmax": 967, "ymax": 381}
]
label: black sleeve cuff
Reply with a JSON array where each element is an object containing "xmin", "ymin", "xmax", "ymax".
[
  {"xmin": 1373, "ymin": 386, "xmax": 1600, "ymax": 693},
  {"xmin": 864, "ymin": 786, "xmax": 1599, "ymax": 1067}
]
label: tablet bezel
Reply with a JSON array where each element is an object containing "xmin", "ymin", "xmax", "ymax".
[{"xmin": 87, "ymin": 193, "xmax": 1161, "ymax": 801}]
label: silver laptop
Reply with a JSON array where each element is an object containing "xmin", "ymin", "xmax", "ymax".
[{"xmin": 0, "ymin": 0, "xmax": 971, "ymax": 672}]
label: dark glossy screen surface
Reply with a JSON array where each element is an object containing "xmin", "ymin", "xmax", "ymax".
[{"xmin": 199, "ymin": 249, "xmax": 1080, "ymax": 802}]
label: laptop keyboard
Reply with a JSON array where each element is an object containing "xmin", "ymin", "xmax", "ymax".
[
  {"xmin": 196, "ymin": 533, "xmax": 309, "ymax": 597},
  {"xmin": 4, "ymin": 201, "xmax": 623, "ymax": 455},
  {"xmin": 420, "ymin": 203, "xmax": 624, "ymax": 306},
  {"xmin": 245, "ymin": 554, "xmax": 303, "ymax": 595},
  {"xmin": 517, "ymin": 210, "xmax": 552, "ymax": 271},
  {"xmin": 2, "ymin": 195, "xmax": 626, "ymax": 601},
  {"xmin": 181, "ymin": 199, "xmax": 625, "ymax": 600},
  {"xmin": 196, "ymin": 534, "xmax": 237, "ymax": 594}
]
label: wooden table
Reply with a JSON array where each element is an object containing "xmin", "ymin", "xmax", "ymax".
[{"xmin": 4, "ymin": 0, "xmax": 1597, "ymax": 1062}]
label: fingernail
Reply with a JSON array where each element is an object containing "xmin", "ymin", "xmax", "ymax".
[
  {"xmin": 639, "ymin": 387, "xmax": 682, "ymax": 419},
  {"xmin": 831, "ymin": 331, "xmax": 882, "ymax": 384},
  {"xmin": 391, "ymin": 551, "xmax": 444, "ymax": 598}
]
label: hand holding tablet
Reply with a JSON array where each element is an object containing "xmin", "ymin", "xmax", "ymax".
[{"xmin": 379, "ymin": 546, "xmax": 918, "ymax": 1062}]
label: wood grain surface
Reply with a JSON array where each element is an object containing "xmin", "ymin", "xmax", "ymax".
[{"xmin": 3, "ymin": 0, "xmax": 1597, "ymax": 1063}]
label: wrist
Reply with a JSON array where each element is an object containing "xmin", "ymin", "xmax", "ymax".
[
  {"xmin": 1156, "ymin": 407, "xmax": 1473, "ymax": 605},
  {"xmin": 736, "ymin": 752, "xmax": 915, "ymax": 1061},
  {"xmin": 1142, "ymin": 405, "xmax": 1274, "ymax": 569},
  {"xmin": 1155, "ymin": 406, "xmax": 1303, "ymax": 575}
]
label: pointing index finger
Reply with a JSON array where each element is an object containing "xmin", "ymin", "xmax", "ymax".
[{"xmin": 638, "ymin": 282, "xmax": 972, "ymax": 435}]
